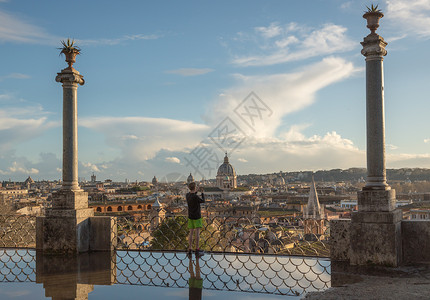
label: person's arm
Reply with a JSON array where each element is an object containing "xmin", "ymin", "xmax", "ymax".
[
  {"xmin": 193, "ymin": 192, "xmax": 205, "ymax": 203},
  {"xmin": 198, "ymin": 188, "xmax": 205, "ymax": 203}
]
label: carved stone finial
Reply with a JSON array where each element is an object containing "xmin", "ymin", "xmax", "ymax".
[{"xmin": 363, "ymin": 11, "xmax": 384, "ymax": 34}]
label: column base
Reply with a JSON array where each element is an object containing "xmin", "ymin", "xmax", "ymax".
[
  {"xmin": 357, "ymin": 188, "xmax": 396, "ymax": 212},
  {"xmin": 350, "ymin": 209, "xmax": 402, "ymax": 267},
  {"xmin": 36, "ymin": 214, "xmax": 117, "ymax": 253},
  {"xmin": 37, "ymin": 190, "xmax": 117, "ymax": 253},
  {"xmin": 51, "ymin": 189, "xmax": 89, "ymax": 210}
]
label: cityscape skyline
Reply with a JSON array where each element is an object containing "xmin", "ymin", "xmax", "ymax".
[{"xmin": 1, "ymin": 0, "xmax": 430, "ymax": 181}]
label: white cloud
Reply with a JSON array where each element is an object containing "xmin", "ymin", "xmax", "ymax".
[
  {"xmin": 165, "ymin": 68, "xmax": 214, "ymax": 76},
  {"xmin": 206, "ymin": 57, "xmax": 359, "ymax": 139},
  {"xmin": 165, "ymin": 157, "xmax": 181, "ymax": 164},
  {"xmin": 0, "ymin": 9, "xmax": 57, "ymax": 44},
  {"xmin": 255, "ymin": 22, "xmax": 282, "ymax": 38},
  {"xmin": 8, "ymin": 162, "xmax": 39, "ymax": 174},
  {"xmin": 341, "ymin": 1, "xmax": 353, "ymax": 10},
  {"xmin": 77, "ymin": 34, "xmax": 160, "ymax": 46},
  {"xmin": 0, "ymin": 97, "xmax": 57, "ymax": 151},
  {"xmin": 121, "ymin": 135, "xmax": 139, "ymax": 140},
  {"xmin": 0, "ymin": 73, "xmax": 31, "ymax": 81},
  {"xmin": 387, "ymin": 153, "xmax": 430, "ymax": 168},
  {"xmin": 238, "ymin": 158, "xmax": 248, "ymax": 163},
  {"xmin": 0, "ymin": 9, "xmax": 160, "ymax": 45},
  {"xmin": 232, "ymin": 23, "xmax": 355, "ymax": 66},
  {"xmin": 225, "ymin": 128, "xmax": 366, "ymax": 173},
  {"xmin": 82, "ymin": 162, "xmax": 100, "ymax": 172},
  {"xmin": 386, "ymin": 0, "xmax": 430, "ymax": 38},
  {"xmin": 80, "ymin": 116, "xmax": 210, "ymax": 161},
  {"xmin": 424, "ymin": 138, "xmax": 430, "ymax": 143}
]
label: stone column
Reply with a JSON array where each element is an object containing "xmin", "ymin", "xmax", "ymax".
[
  {"xmin": 36, "ymin": 42, "xmax": 117, "ymax": 254},
  {"xmin": 350, "ymin": 9, "xmax": 402, "ymax": 267},
  {"xmin": 362, "ymin": 32, "xmax": 388, "ymax": 189},
  {"xmin": 56, "ymin": 68, "xmax": 84, "ymax": 191},
  {"xmin": 36, "ymin": 50, "xmax": 94, "ymax": 253}
]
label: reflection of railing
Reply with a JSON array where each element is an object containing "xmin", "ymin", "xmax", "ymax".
[
  {"xmin": 116, "ymin": 251, "xmax": 330, "ymax": 296},
  {"xmin": 115, "ymin": 215, "xmax": 330, "ymax": 257},
  {"xmin": 0, "ymin": 249, "xmax": 36, "ymax": 282},
  {"xmin": 0, "ymin": 249, "xmax": 331, "ymax": 297},
  {"xmin": 0, "ymin": 215, "xmax": 36, "ymax": 248}
]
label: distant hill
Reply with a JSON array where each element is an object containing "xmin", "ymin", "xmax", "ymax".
[{"xmin": 237, "ymin": 168, "xmax": 430, "ymax": 184}]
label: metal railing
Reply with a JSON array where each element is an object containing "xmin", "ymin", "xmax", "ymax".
[
  {"xmin": 0, "ymin": 249, "xmax": 331, "ymax": 297},
  {"xmin": 0, "ymin": 215, "xmax": 36, "ymax": 248},
  {"xmin": 0, "ymin": 214, "xmax": 330, "ymax": 257},
  {"xmin": 115, "ymin": 215, "xmax": 330, "ymax": 257}
]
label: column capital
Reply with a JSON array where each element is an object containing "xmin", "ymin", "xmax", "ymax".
[
  {"xmin": 361, "ymin": 33, "xmax": 387, "ymax": 58},
  {"xmin": 56, "ymin": 69, "xmax": 85, "ymax": 86}
]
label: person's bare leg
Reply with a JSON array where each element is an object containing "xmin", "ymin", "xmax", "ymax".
[
  {"xmin": 188, "ymin": 228, "xmax": 194, "ymax": 251},
  {"xmin": 195, "ymin": 228, "xmax": 200, "ymax": 250}
]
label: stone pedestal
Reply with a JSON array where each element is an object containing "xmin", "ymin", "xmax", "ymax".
[
  {"xmin": 36, "ymin": 190, "xmax": 117, "ymax": 253},
  {"xmin": 37, "ymin": 190, "xmax": 94, "ymax": 253},
  {"xmin": 350, "ymin": 206, "xmax": 402, "ymax": 266}
]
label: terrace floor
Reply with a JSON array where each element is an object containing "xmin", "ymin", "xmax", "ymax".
[
  {"xmin": 304, "ymin": 262, "xmax": 430, "ymax": 300},
  {"xmin": 0, "ymin": 249, "xmax": 331, "ymax": 299}
]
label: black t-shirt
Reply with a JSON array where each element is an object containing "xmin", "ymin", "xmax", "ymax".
[{"xmin": 186, "ymin": 192, "xmax": 205, "ymax": 219}]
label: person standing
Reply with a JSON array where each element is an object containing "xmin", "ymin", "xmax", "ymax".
[{"xmin": 186, "ymin": 181, "xmax": 205, "ymax": 256}]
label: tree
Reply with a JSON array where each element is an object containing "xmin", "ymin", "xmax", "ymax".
[{"xmin": 151, "ymin": 216, "xmax": 189, "ymax": 250}]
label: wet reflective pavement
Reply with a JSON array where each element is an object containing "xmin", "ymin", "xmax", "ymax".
[{"xmin": 0, "ymin": 249, "xmax": 331, "ymax": 299}]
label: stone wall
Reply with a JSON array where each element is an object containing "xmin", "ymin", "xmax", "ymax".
[
  {"xmin": 402, "ymin": 220, "xmax": 430, "ymax": 264},
  {"xmin": 331, "ymin": 219, "xmax": 430, "ymax": 264}
]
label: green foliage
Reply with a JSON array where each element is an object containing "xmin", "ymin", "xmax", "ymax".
[
  {"xmin": 366, "ymin": 4, "xmax": 381, "ymax": 13},
  {"xmin": 58, "ymin": 38, "xmax": 81, "ymax": 55},
  {"xmin": 151, "ymin": 216, "xmax": 189, "ymax": 250},
  {"xmin": 131, "ymin": 186, "xmax": 150, "ymax": 191}
]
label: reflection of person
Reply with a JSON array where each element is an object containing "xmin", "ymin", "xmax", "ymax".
[
  {"xmin": 186, "ymin": 182, "xmax": 205, "ymax": 256},
  {"xmin": 188, "ymin": 256, "xmax": 203, "ymax": 300}
]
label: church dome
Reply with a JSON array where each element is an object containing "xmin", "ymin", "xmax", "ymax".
[
  {"xmin": 275, "ymin": 177, "xmax": 286, "ymax": 186},
  {"xmin": 217, "ymin": 153, "xmax": 236, "ymax": 176},
  {"xmin": 187, "ymin": 173, "xmax": 194, "ymax": 184}
]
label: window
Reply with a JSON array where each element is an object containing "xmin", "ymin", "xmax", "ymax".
[
  {"xmin": 107, "ymin": 206, "xmax": 112, "ymax": 212},
  {"xmin": 96, "ymin": 207, "xmax": 102, "ymax": 212}
]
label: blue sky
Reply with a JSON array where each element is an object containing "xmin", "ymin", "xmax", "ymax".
[{"xmin": 1, "ymin": 0, "xmax": 430, "ymax": 182}]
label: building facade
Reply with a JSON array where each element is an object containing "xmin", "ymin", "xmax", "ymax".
[{"xmin": 216, "ymin": 153, "xmax": 237, "ymax": 191}]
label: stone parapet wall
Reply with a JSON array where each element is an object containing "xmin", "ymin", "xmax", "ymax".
[
  {"xmin": 331, "ymin": 219, "xmax": 430, "ymax": 264},
  {"xmin": 402, "ymin": 220, "xmax": 430, "ymax": 264},
  {"xmin": 330, "ymin": 219, "xmax": 350, "ymax": 261}
]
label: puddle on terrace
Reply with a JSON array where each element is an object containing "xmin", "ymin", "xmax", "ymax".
[{"xmin": 0, "ymin": 249, "xmax": 331, "ymax": 299}]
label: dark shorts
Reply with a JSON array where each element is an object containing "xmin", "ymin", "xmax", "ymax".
[{"xmin": 188, "ymin": 218, "xmax": 203, "ymax": 229}]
